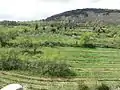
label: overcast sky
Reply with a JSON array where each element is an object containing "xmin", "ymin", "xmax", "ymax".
[{"xmin": 0, "ymin": 0, "xmax": 120, "ymax": 21}]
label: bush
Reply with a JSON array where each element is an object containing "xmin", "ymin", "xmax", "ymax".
[
  {"xmin": 78, "ymin": 84, "xmax": 89, "ymax": 90},
  {"xmin": 80, "ymin": 32, "xmax": 96, "ymax": 48},
  {"xmin": 19, "ymin": 38, "xmax": 33, "ymax": 48},
  {"xmin": 41, "ymin": 62, "xmax": 76, "ymax": 77},
  {"xmin": 41, "ymin": 41, "xmax": 68, "ymax": 47},
  {"xmin": 83, "ymin": 44, "xmax": 96, "ymax": 48},
  {"xmin": 0, "ymin": 52, "xmax": 76, "ymax": 77},
  {"xmin": 77, "ymin": 81, "xmax": 89, "ymax": 90},
  {"xmin": 21, "ymin": 61, "xmax": 76, "ymax": 77},
  {"xmin": 0, "ymin": 32, "xmax": 9, "ymax": 47},
  {"xmin": 0, "ymin": 58, "xmax": 22, "ymax": 70},
  {"xmin": 51, "ymin": 28, "xmax": 56, "ymax": 33},
  {"xmin": 96, "ymin": 84, "xmax": 110, "ymax": 90},
  {"xmin": 0, "ymin": 49, "xmax": 22, "ymax": 70},
  {"xmin": 0, "ymin": 20, "xmax": 19, "ymax": 26}
]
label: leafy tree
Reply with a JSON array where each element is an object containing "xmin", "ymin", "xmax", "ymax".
[
  {"xmin": 0, "ymin": 32, "xmax": 9, "ymax": 47},
  {"xmin": 43, "ymin": 27, "xmax": 46, "ymax": 30},
  {"xmin": 35, "ymin": 24, "xmax": 39, "ymax": 30},
  {"xmin": 80, "ymin": 32, "xmax": 96, "ymax": 48},
  {"xmin": 0, "ymin": 20, "xmax": 19, "ymax": 26},
  {"xmin": 51, "ymin": 28, "xmax": 56, "ymax": 33}
]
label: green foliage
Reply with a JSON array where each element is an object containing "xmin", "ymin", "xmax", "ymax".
[
  {"xmin": 0, "ymin": 49, "xmax": 21, "ymax": 70},
  {"xmin": 19, "ymin": 38, "xmax": 33, "ymax": 48},
  {"xmin": 80, "ymin": 32, "xmax": 96, "ymax": 48},
  {"xmin": 0, "ymin": 49, "xmax": 76, "ymax": 77},
  {"xmin": 0, "ymin": 60, "xmax": 76, "ymax": 77},
  {"xmin": 41, "ymin": 41, "xmax": 68, "ymax": 47},
  {"xmin": 1, "ymin": 19, "xmax": 120, "ymax": 81},
  {"xmin": 35, "ymin": 24, "xmax": 39, "ymax": 30},
  {"xmin": 0, "ymin": 32, "xmax": 8, "ymax": 47},
  {"xmin": 41, "ymin": 62, "xmax": 76, "ymax": 77},
  {"xmin": 51, "ymin": 28, "xmax": 56, "ymax": 33},
  {"xmin": 0, "ymin": 20, "xmax": 19, "ymax": 26},
  {"xmin": 78, "ymin": 83, "xmax": 89, "ymax": 90},
  {"xmin": 96, "ymin": 84, "xmax": 110, "ymax": 90}
]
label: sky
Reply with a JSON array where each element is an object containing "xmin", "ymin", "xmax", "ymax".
[{"xmin": 0, "ymin": 0, "xmax": 120, "ymax": 21}]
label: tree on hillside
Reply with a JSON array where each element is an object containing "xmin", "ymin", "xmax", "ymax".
[
  {"xmin": 35, "ymin": 24, "xmax": 39, "ymax": 30},
  {"xmin": 80, "ymin": 32, "xmax": 96, "ymax": 48},
  {"xmin": 0, "ymin": 20, "xmax": 19, "ymax": 26}
]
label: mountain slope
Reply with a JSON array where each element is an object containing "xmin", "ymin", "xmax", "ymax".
[{"xmin": 46, "ymin": 8, "xmax": 120, "ymax": 24}]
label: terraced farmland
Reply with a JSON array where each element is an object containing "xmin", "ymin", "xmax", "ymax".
[
  {"xmin": 1, "ymin": 71, "xmax": 120, "ymax": 90},
  {"xmin": 1, "ymin": 47, "xmax": 120, "ymax": 90},
  {"xmin": 0, "ymin": 71, "xmax": 79, "ymax": 90},
  {"xmin": 1, "ymin": 20, "xmax": 120, "ymax": 90},
  {"xmin": 40, "ymin": 47, "xmax": 120, "ymax": 79}
]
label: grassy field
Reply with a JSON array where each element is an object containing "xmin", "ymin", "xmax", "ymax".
[
  {"xmin": 1, "ymin": 21, "xmax": 120, "ymax": 90},
  {"xmin": 1, "ymin": 47, "xmax": 120, "ymax": 90},
  {"xmin": 1, "ymin": 71, "xmax": 120, "ymax": 90}
]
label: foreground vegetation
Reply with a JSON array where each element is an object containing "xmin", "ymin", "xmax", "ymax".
[{"xmin": 1, "ymin": 20, "xmax": 120, "ymax": 89}]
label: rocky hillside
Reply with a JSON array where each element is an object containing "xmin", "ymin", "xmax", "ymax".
[{"xmin": 46, "ymin": 8, "xmax": 120, "ymax": 24}]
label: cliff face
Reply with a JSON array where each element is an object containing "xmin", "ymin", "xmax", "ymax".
[{"xmin": 46, "ymin": 8, "xmax": 120, "ymax": 24}]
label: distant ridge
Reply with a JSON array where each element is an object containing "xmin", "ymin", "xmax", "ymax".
[{"xmin": 46, "ymin": 8, "xmax": 120, "ymax": 24}]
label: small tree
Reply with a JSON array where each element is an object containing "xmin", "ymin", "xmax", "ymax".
[
  {"xmin": 33, "ymin": 43, "xmax": 38, "ymax": 54},
  {"xmin": 51, "ymin": 28, "xmax": 56, "ymax": 33},
  {"xmin": 0, "ymin": 32, "xmax": 9, "ymax": 47},
  {"xmin": 35, "ymin": 24, "xmax": 39, "ymax": 30},
  {"xmin": 80, "ymin": 32, "xmax": 96, "ymax": 48},
  {"xmin": 43, "ymin": 27, "xmax": 46, "ymax": 30}
]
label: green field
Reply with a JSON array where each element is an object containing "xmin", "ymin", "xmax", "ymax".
[
  {"xmin": 1, "ymin": 21, "xmax": 120, "ymax": 90},
  {"xmin": 1, "ymin": 47, "xmax": 120, "ymax": 90}
]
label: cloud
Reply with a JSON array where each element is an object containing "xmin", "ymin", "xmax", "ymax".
[
  {"xmin": 39, "ymin": 0, "xmax": 71, "ymax": 3},
  {"xmin": 0, "ymin": 14, "xmax": 14, "ymax": 21},
  {"xmin": 90, "ymin": 0, "xmax": 120, "ymax": 9},
  {"xmin": 90, "ymin": 0, "xmax": 101, "ymax": 3},
  {"xmin": 0, "ymin": 0, "xmax": 120, "ymax": 21}
]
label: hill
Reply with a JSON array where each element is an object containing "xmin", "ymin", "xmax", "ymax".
[{"xmin": 46, "ymin": 8, "xmax": 120, "ymax": 24}]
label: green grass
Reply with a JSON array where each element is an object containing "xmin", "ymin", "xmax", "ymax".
[
  {"xmin": 0, "ymin": 71, "xmax": 79, "ymax": 90},
  {"xmin": 1, "ymin": 24, "xmax": 120, "ymax": 90},
  {"xmin": 1, "ymin": 71, "xmax": 120, "ymax": 90},
  {"xmin": 1, "ymin": 47, "xmax": 120, "ymax": 79}
]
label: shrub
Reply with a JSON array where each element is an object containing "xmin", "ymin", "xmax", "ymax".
[
  {"xmin": 0, "ymin": 49, "xmax": 22, "ymax": 70},
  {"xmin": 23, "ymin": 61, "xmax": 76, "ymax": 77},
  {"xmin": 96, "ymin": 84, "xmax": 110, "ymax": 90},
  {"xmin": 41, "ymin": 62, "xmax": 76, "ymax": 77},
  {"xmin": 80, "ymin": 32, "xmax": 96, "ymax": 48},
  {"xmin": 0, "ymin": 53, "xmax": 76, "ymax": 77},
  {"xmin": 0, "ymin": 32, "xmax": 8, "ymax": 47},
  {"xmin": 77, "ymin": 82, "xmax": 89, "ymax": 90},
  {"xmin": 0, "ymin": 20, "xmax": 19, "ymax": 26},
  {"xmin": 35, "ymin": 24, "xmax": 39, "ymax": 30},
  {"xmin": 0, "ymin": 58, "xmax": 22, "ymax": 70},
  {"xmin": 51, "ymin": 28, "xmax": 56, "ymax": 33},
  {"xmin": 41, "ymin": 41, "xmax": 68, "ymax": 47},
  {"xmin": 83, "ymin": 44, "xmax": 96, "ymax": 48}
]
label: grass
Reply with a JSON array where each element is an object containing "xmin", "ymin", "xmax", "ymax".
[
  {"xmin": 1, "ymin": 23, "xmax": 120, "ymax": 89},
  {"xmin": 0, "ymin": 71, "xmax": 78, "ymax": 90},
  {"xmin": 1, "ymin": 47, "xmax": 120, "ymax": 79},
  {"xmin": 1, "ymin": 71, "xmax": 120, "ymax": 90}
]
